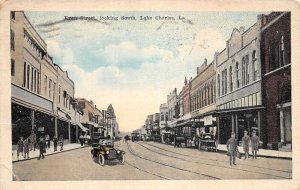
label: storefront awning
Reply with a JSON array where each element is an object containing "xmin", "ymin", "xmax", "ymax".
[
  {"xmin": 87, "ymin": 122, "xmax": 98, "ymax": 128},
  {"xmin": 77, "ymin": 122, "xmax": 88, "ymax": 132}
]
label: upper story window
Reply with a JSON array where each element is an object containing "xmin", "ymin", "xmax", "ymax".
[
  {"xmin": 229, "ymin": 66, "xmax": 233, "ymax": 92},
  {"xmin": 10, "ymin": 30, "xmax": 15, "ymax": 51},
  {"xmin": 11, "ymin": 11, "xmax": 15, "ymax": 20},
  {"xmin": 236, "ymin": 62, "xmax": 240, "ymax": 88},
  {"xmin": 217, "ymin": 74, "xmax": 220, "ymax": 97},
  {"xmin": 161, "ymin": 113, "xmax": 164, "ymax": 121},
  {"xmin": 279, "ymin": 35, "xmax": 286, "ymax": 67},
  {"xmin": 245, "ymin": 55, "xmax": 249, "ymax": 85},
  {"xmin": 59, "ymin": 86, "xmax": 61, "ymax": 103},
  {"xmin": 252, "ymin": 50, "xmax": 258, "ymax": 81},
  {"xmin": 242, "ymin": 57, "xmax": 245, "ymax": 86},
  {"xmin": 11, "ymin": 59, "xmax": 15, "ymax": 76}
]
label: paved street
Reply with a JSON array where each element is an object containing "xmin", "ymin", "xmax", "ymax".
[{"xmin": 13, "ymin": 141, "xmax": 292, "ymax": 180}]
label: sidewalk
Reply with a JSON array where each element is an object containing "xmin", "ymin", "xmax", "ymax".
[
  {"xmin": 217, "ymin": 144, "xmax": 292, "ymax": 159},
  {"xmin": 12, "ymin": 143, "xmax": 88, "ymax": 162}
]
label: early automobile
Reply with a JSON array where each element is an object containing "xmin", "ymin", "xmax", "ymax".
[
  {"xmin": 131, "ymin": 133, "xmax": 142, "ymax": 142},
  {"xmin": 198, "ymin": 133, "xmax": 217, "ymax": 152},
  {"xmin": 91, "ymin": 138, "xmax": 125, "ymax": 166}
]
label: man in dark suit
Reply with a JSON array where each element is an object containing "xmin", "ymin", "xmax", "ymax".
[{"xmin": 226, "ymin": 132, "xmax": 238, "ymax": 166}]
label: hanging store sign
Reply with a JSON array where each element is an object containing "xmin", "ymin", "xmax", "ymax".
[{"xmin": 202, "ymin": 115, "xmax": 216, "ymax": 126}]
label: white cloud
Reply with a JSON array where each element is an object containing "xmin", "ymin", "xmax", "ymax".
[
  {"xmin": 46, "ymin": 39, "xmax": 61, "ymax": 58},
  {"xmin": 95, "ymin": 41, "xmax": 174, "ymax": 67}
]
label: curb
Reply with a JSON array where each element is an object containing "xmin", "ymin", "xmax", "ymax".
[
  {"xmin": 12, "ymin": 145, "xmax": 89, "ymax": 163},
  {"xmin": 151, "ymin": 142, "xmax": 292, "ymax": 160},
  {"xmin": 216, "ymin": 149, "xmax": 292, "ymax": 160}
]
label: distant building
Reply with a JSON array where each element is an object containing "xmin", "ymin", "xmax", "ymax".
[
  {"xmin": 167, "ymin": 88, "xmax": 178, "ymax": 121},
  {"xmin": 159, "ymin": 103, "xmax": 168, "ymax": 128},
  {"xmin": 190, "ymin": 57, "xmax": 217, "ymax": 135}
]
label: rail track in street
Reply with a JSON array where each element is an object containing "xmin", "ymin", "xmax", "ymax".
[
  {"xmin": 135, "ymin": 142, "xmax": 291, "ymax": 179},
  {"xmin": 142, "ymin": 141, "xmax": 292, "ymax": 173},
  {"xmin": 126, "ymin": 141, "xmax": 221, "ymax": 180}
]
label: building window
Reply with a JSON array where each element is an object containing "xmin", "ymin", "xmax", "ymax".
[
  {"xmin": 242, "ymin": 57, "xmax": 245, "ymax": 86},
  {"xmin": 59, "ymin": 86, "xmax": 61, "ymax": 103},
  {"xmin": 11, "ymin": 11, "xmax": 15, "ymax": 20},
  {"xmin": 229, "ymin": 66, "xmax": 233, "ymax": 91},
  {"xmin": 23, "ymin": 62, "xmax": 26, "ymax": 87},
  {"xmin": 10, "ymin": 30, "xmax": 15, "ymax": 51},
  {"xmin": 31, "ymin": 67, "xmax": 34, "ymax": 91},
  {"xmin": 245, "ymin": 55, "xmax": 249, "ymax": 85},
  {"xmin": 217, "ymin": 74, "xmax": 220, "ymax": 97},
  {"xmin": 37, "ymin": 72, "xmax": 40, "ymax": 94},
  {"xmin": 161, "ymin": 113, "xmax": 164, "ymax": 121},
  {"xmin": 49, "ymin": 79, "xmax": 52, "ymax": 99},
  {"xmin": 236, "ymin": 62, "xmax": 240, "ymax": 88},
  {"xmin": 44, "ymin": 75, "xmax": 47, "ymax": 96},
  {"xmin": 34, "ymin": 70, "xmax": 37, "ymax": 92},
  {"xmin": 252, "ymin": 51, "xmax": 257, "ymax": 81},
  {"xmin": 279, "ymin": 35, "xmax": 286, "ymax": 67},
  {"xmin": 224, "ymin": 69, "xmax": 227, "ymax": 94},
  {"xmin": 53, "ymin": 82, "xmax": 56, "ymax": 101},
  {"xmin": 11, "ymin": 59, "xmax": 15, "ymax": 76},
  {"xmin": 27, "ymin": 64, "xmax": 30, "ymax": 89},
  {"xmin": 166, "ymin": 113, "xmax": 168, "ymax": 121}
]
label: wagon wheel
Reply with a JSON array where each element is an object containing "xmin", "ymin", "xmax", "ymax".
[
  {"xmin": 98, "ymin": 153, "xmax": 105, "ymax": 166},
  {"xmin": 119, "ymin": 154, "xmax": 125, "ymax": 164}
]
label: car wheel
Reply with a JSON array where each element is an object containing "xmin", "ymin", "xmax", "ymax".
[
  {"xmin": 119, "ymin": 154, "xmax": 125, "ymax": 164},
  {"xmin": 98, "ymin": 153, "xmax": 105, "ymax": 166}
]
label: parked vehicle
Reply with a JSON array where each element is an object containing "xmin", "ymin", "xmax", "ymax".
[
  {"xmin": 131, "ymin": 133, "xmax": 142, "ymax": 142},
  {"xmin": 198, "ymin": 133, "xmax": 217, "ymax": 152},
  {"xmin": 91, "ymin": 138, "xmax": 125, "ymax": 166}
]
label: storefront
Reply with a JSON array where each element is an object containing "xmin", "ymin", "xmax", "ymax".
[{"xmin": 217, "ymin": 108, "xmax": 262, "ymax": 145}]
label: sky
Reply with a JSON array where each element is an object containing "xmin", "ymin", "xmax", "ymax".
[{"xmin": 26, "ymin": 11, "xmax": 266, "ymax": 132}]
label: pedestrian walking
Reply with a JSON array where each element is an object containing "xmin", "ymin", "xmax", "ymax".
[
  {"xmin": 53, "ymin": 136, "xmax": 58, "ymax": 152},
  {"xmin": 226, "ymin": 132, "xmax": 238, "ymax": 166},
  {"xmin": 242, "ymin": 130, "xmax": 250, "ymax": 159},
  {"xmin": 59, "ymin": 135, "xmax": 64, "ymax": 151},
  {"xmin": 45, "ymin": 134, "xmax": 50, "ymax": 149},
  {"xmin": 37, "ymin": 137, "xmax": 46, "ymax": 160},
  {"xmin": 23, "ymin": 138, "xmax": 30, "ymax": 159},
  {"xmin": 17, "ymin": 136, "xmax": 24, "ymax": 160},
  {"xmin": 251, "ymin": 130, "xmax": 259, "ymax": 159},
  {"xmin": 79, "ymin": 133, "xmax": 84, "ymax": 146}
]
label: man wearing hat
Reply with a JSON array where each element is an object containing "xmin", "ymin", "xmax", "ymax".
[
  {"xmin": 251, "ymin": 130, "xmax": 259, "ymax": 159},
  {"xmin": 242, "ymin": 130, "xmax": 250, "ymax": 159},
  {"xmin": 226, "ymin": 132, "xmax": 238, "ymax": 166}
]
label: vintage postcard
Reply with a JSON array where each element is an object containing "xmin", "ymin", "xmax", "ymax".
[{"xmin": 0, "ymin": 0, "xmax": 299, "ymax": 190}]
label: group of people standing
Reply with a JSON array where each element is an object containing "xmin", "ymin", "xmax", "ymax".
[
  {"xmin": 16, "ymin": 130, "xmax": 65, "ymax": 161},
  {"xmin": 226, "ymin": 130, "xmax": 260, "ymax": 166}
]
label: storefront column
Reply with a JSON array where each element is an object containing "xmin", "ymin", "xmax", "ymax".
[
  {"xmin": 235, "ymin": 114, "xmax": 238, "ymax": 137},
  {"xmin": 76, "ymin": 125, "xmax": 78, "ymax": 143},
  {"xmin": 217, "ymin": 117, "xmax": 220, "ymax": 144},
  {"xmin": 258, "ymin": 111, "xmax": 261, "ymax": 140},
  {"xmin": 279, "ymin": 109, "xmax": 285, "ymax": 143},
  {"xmin": 231, "ymin": 115, "xmax": 234, "ymax": 133},
  {"xmin": 68, "ymin": 121, "xmax": 71, "ymax": 143},
  {"xmin": 31, "ymin": 110, "xmax": 35, "ymax": 130},
  {"xmin": 55, "ymin": 117, "xmax": 58, "ymax": 137}
]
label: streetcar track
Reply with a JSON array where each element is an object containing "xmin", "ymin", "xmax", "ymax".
[
  {"xmin": 126, "ymin": 142, "xmax": 221, "ymax": 180},
  {"xmin": 136, "ymin": 142, "xmax": 291, "ymax": 179},
  {"xmin": 143, "ymin": 142, "xmax": 292, "ymax": 174},
  {"xmin": 125, "ymin": 160, "xmax": 171, "ymax": 180}
]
